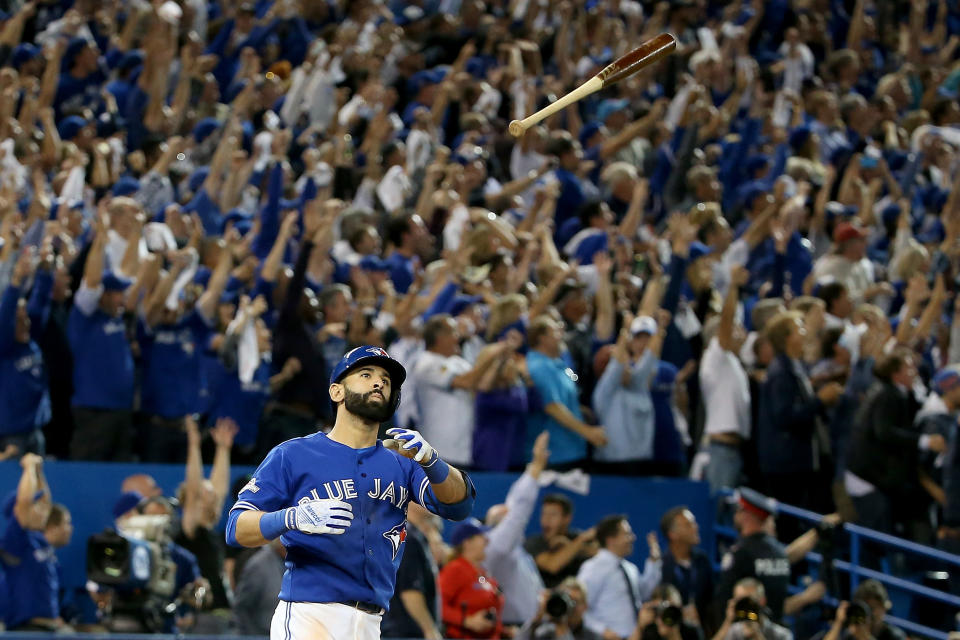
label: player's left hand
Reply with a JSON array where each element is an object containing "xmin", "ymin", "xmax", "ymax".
[{"xmin": 384, "ymin": 428, "xmax": 437, "ymax": 464}]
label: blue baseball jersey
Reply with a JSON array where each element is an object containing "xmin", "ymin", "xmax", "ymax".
[
  {"xmin": 226, "ymin": 433, "xmax": 475, "ymax": 610},
  {"xmin": 1, "ymin": 517, "xmax": 59, "ymax": 628}
]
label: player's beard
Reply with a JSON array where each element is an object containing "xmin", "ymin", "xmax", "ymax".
[{"xmin": 343, "ymin": 387, "xmax": 394, "ymax": 424}]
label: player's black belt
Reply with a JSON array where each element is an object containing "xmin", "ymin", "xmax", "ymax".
[{"xmin": 339, "ymin": 600, "xmax": 384, "ymax": 615}]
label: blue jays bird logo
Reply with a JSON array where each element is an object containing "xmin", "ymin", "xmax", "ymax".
[
  {"xmin": 367, "ymin": 347, "xmax": 390, "ymax": 357},
  {"xmin": 383, "ymin": 523, "xmax": 407, "ymax": 561}
]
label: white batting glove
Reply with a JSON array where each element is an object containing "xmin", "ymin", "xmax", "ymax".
[
  {"xmin": 385, "ymin": 428, "xmax": 437, "ymax": 464},
  {"xmin": 290, "ymin": 498, "xmax": 354, "ymax": 535}
]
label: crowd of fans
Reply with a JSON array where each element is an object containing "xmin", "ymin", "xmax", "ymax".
[{"xmin": 2, "ymin": 0, "xmax": 960, "ymax": 635}]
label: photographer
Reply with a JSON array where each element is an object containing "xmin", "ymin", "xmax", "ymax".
[
  {"xmin": 711, "ymin": 579, "xmax": 792, "ymax": 640},
  {"xmin": 516, "ymin": 578, "xmax": 601, "ymax": 640},
  {"xmin": 818, "ymin": 601, "xmax": 876, "ymax": 640},
  {"xmin": 629, "ymin": 585, "xmax": 703, "ymax": 640}
]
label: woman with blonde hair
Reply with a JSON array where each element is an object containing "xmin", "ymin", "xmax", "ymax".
[{"xmin": 486, "ymin": 293, "xmax": 528, "ymax": 342}]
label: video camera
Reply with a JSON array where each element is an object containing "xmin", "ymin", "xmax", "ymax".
[{"xmin": 87, "ymin": 514, "xmax": 179, "ymax": 632}]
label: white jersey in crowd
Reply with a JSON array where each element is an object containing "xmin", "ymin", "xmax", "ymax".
[
  {"xmin": 412, "ymin": 350, "xmax": 475, "ymax": 466},
  {"xmin": 700, "ymin": 337, "xmax": 751, "ymax": 439}
]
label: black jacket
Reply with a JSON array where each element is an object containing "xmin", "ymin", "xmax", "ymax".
[
  {"xmin": 847, "ymin": 380, "xmax": 921, "ymax": 498},
  {"xmin": 756, "ymin": 354, "xmax": 826, "ymax": 475}
]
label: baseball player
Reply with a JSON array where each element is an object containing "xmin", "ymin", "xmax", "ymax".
[{"xmin": 226, "ymin": 345, "xmax": 476, "ymax": 640}]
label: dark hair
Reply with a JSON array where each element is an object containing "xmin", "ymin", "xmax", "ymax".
[
  {"xmin": 595, "ymin": 515, "xmax": 627, "ymax": 548},
  {"xmin": 578, "ymin": 200, "xmax": 605, "ymax": 228},
  {"xmin": 347, "ymin": 225, "xmax": 376, "ymax": 250},
  {"xmin": 542, "ymin": 493, "xmax": 574, "ymax": 517},
  {"xmin": 820, "ymin": 327, "xmax": 844, "ymax": 360},
  {"xmin": 46, "ymin": 503, "xmax": 69, "ymax": 528},
  {"xmin": 874, "ymin": 348, "xmax": 913, "ymax": 383},
  {"xmin": 546, "ymin": 132, "xmax": 576, "ymax": 157},
  {"xmin": 386, "ymin": 214, "xmax": 414, "ymax": 248},
  {"xmin": 659, "ymin": 505, "xmax": 688, "ymax": 538},
  {"xmin": 816, "ymin": 282, "xmax": 848, "ymax": 314},
  {"xmin": 423, "ymin": 314, "xmax": 455, "ymax": 348}
]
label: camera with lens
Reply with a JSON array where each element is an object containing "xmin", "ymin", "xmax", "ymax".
[
  {"xmin": 656, "ymin": 602, "xmax": 682, "ymax": 627},
  {"xmin": 733, "ymin": 596, "xmax": 762, "ymax": 623},
  {"xmin": 545, "ymin": 590, "xmax": 576, "ymax": 620},
  {"xmin": 87, "ymin": 514, "xmax": 179, "ymax": 632},
  {"xmin": 845, "ymin": 601, "xmax": 869, "ymax": 626}
]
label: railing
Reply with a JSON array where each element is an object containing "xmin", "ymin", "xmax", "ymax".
[{"xmin": 714, "ymin": 490, "xmax": 960, "ymax": 640}]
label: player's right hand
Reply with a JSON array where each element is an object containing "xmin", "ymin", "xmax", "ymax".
[{"xmin": 293, "ymin": 498, "xmax": 354, "ymax": 535}]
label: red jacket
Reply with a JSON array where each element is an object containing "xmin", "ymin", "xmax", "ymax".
[{"xmin": 438, "ymin": 556, "xmax": 504, "ymax": 639}]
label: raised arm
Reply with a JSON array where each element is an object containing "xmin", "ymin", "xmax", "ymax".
[
  {"xmin": 196, "ymin": 237, "xmax": 236, "ymax": 322},
  {"xmin": 718, "ymin": 266, "xmax": 749, "ymax": 351}
]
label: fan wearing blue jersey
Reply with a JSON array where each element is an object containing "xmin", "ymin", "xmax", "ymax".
[{"xmin": 225, "ymin": 345, "xmax": 476, "ymax": 640}]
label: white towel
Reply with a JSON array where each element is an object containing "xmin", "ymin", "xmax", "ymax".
[
  {"xmin": 238, "ymin": 317, "xmax": 260, "ymax": 384},
  {"xmin": 537, "ymin": 469, "xmax": 591, "ymax": 495},
  {"xmin": 165, "ymin": 249, "xmax": 198, "ymax": 310},
  {"xmin": 60, "ymin": 166, "xmax": 86, "ymax": 205}
]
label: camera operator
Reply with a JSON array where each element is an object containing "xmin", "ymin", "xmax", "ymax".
[
  {"xmin": 851, "ymin": 581, "xmax": 904, "ymax": 640},
  {"xmin": 516, "ymin": 578, "xmax": 600, "ymax": 640},
  {"xmin": 91, "ymin": 492, "xmax": 210, "ymax": 633},
  {"xmin": 817, "ymin": 601, "xmax": 876, "ymax": 640},
  {"xmin": 629, "ymin": 585, "xmax": 703, "ymax": 640},
  {"xmin": 711, "ymin": 579, "xmax": 792, "ymax": 640}
]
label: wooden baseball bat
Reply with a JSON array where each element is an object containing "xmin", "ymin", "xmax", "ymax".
[{"xmin": 508, "ymin": 33, "xmax": 677, "ymax": 138}]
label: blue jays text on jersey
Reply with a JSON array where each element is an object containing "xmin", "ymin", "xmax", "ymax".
[{"xmin": 226, "ymin": 432, "xmax": 475, "ymax": 610}]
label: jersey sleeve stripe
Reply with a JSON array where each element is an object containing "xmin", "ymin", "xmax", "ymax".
[
  {"xmin": 418, "ymin": 477, "xmax": 429, "ymax": 505},
  {"xmin": 230, "ymin": 501, "xmax": 259, "ymax": 512}
]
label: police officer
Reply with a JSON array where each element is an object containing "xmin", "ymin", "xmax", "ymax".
[{"xmin": 716, "ymin": 488, "xmax": 791, "ymax": 622}]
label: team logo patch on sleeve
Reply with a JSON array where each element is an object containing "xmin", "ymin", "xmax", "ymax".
[
  {"xmin": 383, "ymin": 523, "xmax": 407, "ymax": 561},
  {"xmin": 240, "ymin": 477, "xmax": 260, "ymax": 495}
]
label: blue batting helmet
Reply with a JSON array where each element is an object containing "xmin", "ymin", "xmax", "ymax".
[{"xmin": 329, "ymin": 345, "xmax": 407, "ymax": 412}]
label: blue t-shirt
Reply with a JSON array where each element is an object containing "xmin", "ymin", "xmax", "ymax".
[
  {"xmin": 1, "ymin": 517, "xmax": 59, "ymax": 628},
  {"xmin": 0, "ymin": 285, "xmax": 50, "ymax": 436},
  {"xmin": 208, "ymin": 358, "xmax": 272, "ymax": 448},
  {"xmin": 138, "ymin": 312, "xmax": 210, "ymax": 419},
  {"xmin": 525, "ymin": 350, "xmax": 587, "ymax": 464},
  {"xmin": 54, "ymin": 68, "xmax": 107, "ymax": 117},
  {"xmin": 67, "ymin": 306, "xmax": 134, "ymax": 410},
  {"xmin": 225, "ymin": 433, "xmax": 475, "ymax": 610},
  {"xmin": 386, "ymin": 252, "xmax": 417, "ymax": 294}
]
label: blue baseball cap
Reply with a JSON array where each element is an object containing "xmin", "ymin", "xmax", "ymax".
[
  {"xmin": 329, "ymin": 346, "xmax": 407, "ymax": 405},
  {"xmin": 745, "ymin": 154, "xmax": 771, "ymax": 175},
  {"xmin": 596, "ymin": 98, "xmax": 629, "ymax": 123},
  {"xmin": 113, "ymin": 491, "xmax": 144, "ymax": 519},
  {"xmin": 579, "ymin": 121, "xmax": 603, "ymax": 146},
  {"xmin": 58, "ymin": 115, "xmax": 89, "ymax": 140},
  {"xmin": 449, "ymin": 295, "xmax": 483, "ymax": 317},
  {"xmin": 450, "ymin": 517, "xmax": 490, "ymax": 546},
  {"xmin": 112, "ymin": 175, "xmax": 141, "ymax": 197},
  {"xmin": 193, "ymin": 117, "xmax": 221, "ymax": 144},
  {"xmin": 63, "ymin": 37, "xmax": 91, "ymax": 70},
  {"xmin": 934, "ymin": 368, "xmax": 960, "ymax": 395},
  {"xmin": 11, "ymin": 43, "xmax": 39, "ymax": 69},
  {"xmin": 788, "ymin": 125, "xmax": 813, "ymax": 152},
  {"xmin": 102, "ymin": 271, "xmax": 133, "ymax": 292}
]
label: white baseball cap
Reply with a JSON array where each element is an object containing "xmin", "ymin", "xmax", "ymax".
[{"xmin": 630, "ymin": 315, "xmax": 658, "ymax": 336}]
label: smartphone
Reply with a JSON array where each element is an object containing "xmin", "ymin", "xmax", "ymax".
[{"xmin": 860, "ymin": 155, "xmax": 879, "ymax": 170}]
